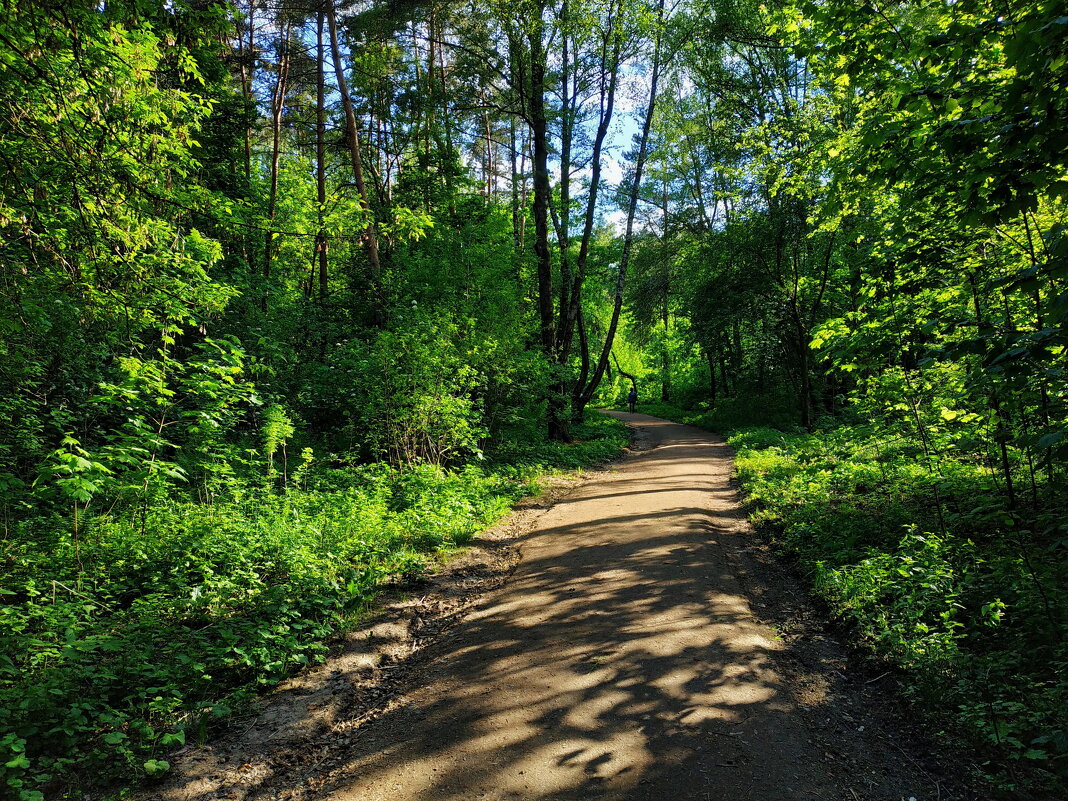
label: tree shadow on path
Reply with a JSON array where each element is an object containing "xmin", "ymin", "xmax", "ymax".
[{"xmin": 161, "ymin": 413, "xmax": 964, "ymax": 801}]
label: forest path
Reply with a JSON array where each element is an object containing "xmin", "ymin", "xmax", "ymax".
[{"xmin": 157, "ymin": 413, "xmax": 964, "ymax": 801}]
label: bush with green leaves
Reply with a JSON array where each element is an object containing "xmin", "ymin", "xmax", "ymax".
[
  {"xmin": 0, "ymin": 414, "xmax": 627, "ymax": 798},
  {"xmin": 728, "ymin": 423, "xmax": 1068, "ymax": 789}
]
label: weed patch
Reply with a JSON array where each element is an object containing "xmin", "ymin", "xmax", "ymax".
[
  {"xmin": 0, "ymin": 416, "xmax": 627, "ymax": 798},
  {"xmin": 727, "ymin": 424, "xmax": 1068, "ymax": 792}
]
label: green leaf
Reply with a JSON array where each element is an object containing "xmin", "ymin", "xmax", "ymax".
[
  {"xmin": 1036, "ymin": 431, "xmax": 1067, "ymax": 449},
  {"xmin": 160, "ymin": 730, "xmax": 185, "ymax": 747},
  {"xmin": 143, "ymin": 759, "xmax": 170, "ymax": 776}
]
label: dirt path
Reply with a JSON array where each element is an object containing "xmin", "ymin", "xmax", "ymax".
[{"xmin": 152, "ymin": 413, "xmax": 978, "ymax": 801}]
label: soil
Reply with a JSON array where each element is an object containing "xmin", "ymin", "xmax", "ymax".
[{"xmin": 140, "ymin": 412, "xmax": 988, "ymax": 801}]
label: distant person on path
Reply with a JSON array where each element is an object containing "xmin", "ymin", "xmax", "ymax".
[{"xmin": 627, "ymin": 385, "xmax": 637, "ymax": 413}]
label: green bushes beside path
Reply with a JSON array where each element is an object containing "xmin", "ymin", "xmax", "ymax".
[
  {"xmin": 0, "ymin": 416, "xmax": 627, "ymax": 799},
  {"xmin": 628, "ymin": 405, "xmax": 1066, "ymax": 794},
  {"xmin": 732, "ymin": 425, "xmax": 1067, "ymax": 792}
]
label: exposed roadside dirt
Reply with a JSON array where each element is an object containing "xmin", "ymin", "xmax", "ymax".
[{"xmin": 142, "ymin": 413, "xmax": 986, "ymax": 801}]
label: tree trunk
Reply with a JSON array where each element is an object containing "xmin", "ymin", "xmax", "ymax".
[
  {"xmin": 707, "ymin": 346, "xmax": 717, "ymax": 405},
  {"xmin": 791, "ymin": 304, "xmax": 812, "ymax": 429},
  {"xmin": 436, "ymin": 11, "xmax": 455, "ymax": 203},
  {"xmin": 661, "ymin": 305, "xmax": 670, "ymax": 403},
  {"xmin": 315, "ymin": 10, "xmax": 328, "ymax": 303},
  {"xmin": 528, "ymin": 12, "xmax": 554, "ymax": 357},
  {"xmin": 561, "ymin": 7, "xmax": 622, "ymax": 366},
  {"xmin": 556, "ymin": 8, "xmax": 573, "ymax": 356},
  {"xmin": 510, "ymin": 115, "xmax": 522, "ymax": 258},
  {"xmin": 526, "ymin": 4, "xmax": 568, "ymax": 441},
  {"xmin": 574, "ymin": 0, "xmax": 665, "ymax": 418},
  {"xmin": 326, "ymin": 0, "xmax": 385, "ymax": 328},
  {"xmin": 237, "ymin": 0, "xmax": 254, "ymax": 185},
  {"xmin": 263, "ymin": 21, "xmax": 290, "ymax": 314}
]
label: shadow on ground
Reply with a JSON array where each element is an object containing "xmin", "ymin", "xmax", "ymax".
[{"xmin": 155, "ymin": 414, "xmax": 966, "ymax": 801}]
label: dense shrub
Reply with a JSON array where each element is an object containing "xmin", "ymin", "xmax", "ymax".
[
  {"xmin": 728, "ymin": 424, "xmax": 1068, "ymax": 791},
  {"xmin": 0, "ymin": 415, "xmax": 627, "ymax": 797}
]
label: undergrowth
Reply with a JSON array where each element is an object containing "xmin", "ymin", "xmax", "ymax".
[
  {"xmin": 0, "ymin": 415, "xmax": 627, "ymax": 799},
  {"xmin": 628, "ymin": 403, "xmax": 1067, "ymax": 794},
  {"xmin": 730, "ymin": 425, "xmax": 1068, "ymax": 794},
  {"xmin": 631, "ymin": 396, "xmax": 801, "ymax": 433}
]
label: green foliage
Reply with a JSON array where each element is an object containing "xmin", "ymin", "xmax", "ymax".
[
  {"xmin": 0, "ymin": 415, "xmax": 626, "ymax": 797},
  {"xmin": 730, "ymin": 423, "xmax": 1068, "ymax": 789},
  {"xmin": 41, "ymin": 436, "xmax": 113, "ymax": 506},
  {"xmin": 0, "ymin": 0, "xmax": 236, "ymax": 488},
  {"xmin": 796, "ymin": 0, "xmax": 1068, "ymax": 225},
  {"xmin": 263, "ymin": 403, "xmax": 295, "ymax": 479},
  {"xmin": 489, "ymin": 414, "xmax": 630, "ymax": 472},
  {"xmin": 813, "ymin": 530, "xmax": 970, "ymax": 668},
  {"xmin": 361, "ymin": 318, "xmax": 489, "ymax": 466}
]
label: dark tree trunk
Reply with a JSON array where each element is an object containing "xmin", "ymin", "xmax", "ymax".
[
  {"xmin": 327, "ymin": 0, "xmax": 386, "ymax": 328},
  {"xmin": 315, "ymin": 10, "xmax": 328, "ymax": 302},
  {"xmin": 263, "ymin": 22, "xmax": 290, "ymax": 314},
  {"xmin": 565, "ymin": 11, "xmax": 622, "ymax": 415},
  {"xmin": 707, "ymin": 347, "xmax": 717, "ymax": 405},
  {"xmin": 527, "ymin": 5, "xmax": 569, "ymax": 441},
  {"xmin": 574, "ymin": 0, "xmax": 665, "ymax": 418}
]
